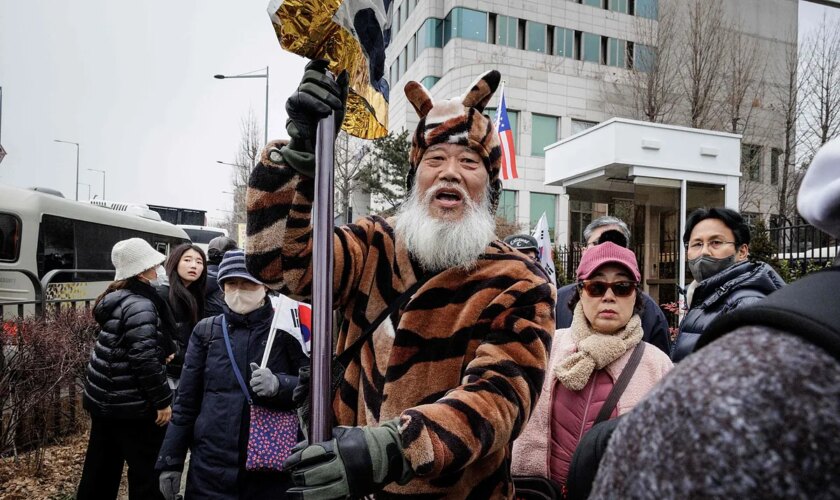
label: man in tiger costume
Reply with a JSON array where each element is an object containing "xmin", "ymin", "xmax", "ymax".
[{"xmin": 245, "ymin": 60, "xmax": 556, "ymax": 499}]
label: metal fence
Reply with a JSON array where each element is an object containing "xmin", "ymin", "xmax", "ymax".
[
  {"xmin": 768, "ymin": 223, "xmax": 839, "ymax": 272},
  {"xmin": 1, "ymin": 268, "xmax": 112, "ymax": 455}
]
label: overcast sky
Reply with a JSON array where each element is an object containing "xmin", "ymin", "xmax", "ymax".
[{"xmin": 0, "ymin": 1, "xmax": 837, "ymax": 225}]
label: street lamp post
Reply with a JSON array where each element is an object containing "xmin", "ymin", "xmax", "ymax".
[
  {"xmin": 78, "ymin": 183, "xmax": 91, "ymax": 200},
  {"xmin": 54, "ymin": 139, "xmax": 80, "ymax": 201},
  {"xmin": 88, "ymin": 168, "xmax": 106, "ymax": 200},
  {"xmin": 214, "ymin": 67, "xmax": 269, "ymax": 147}
]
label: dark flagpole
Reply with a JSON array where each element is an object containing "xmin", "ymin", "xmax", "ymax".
[{"xmin": 310, "ymin": 113, "xmax": 336, "ymax": 443}]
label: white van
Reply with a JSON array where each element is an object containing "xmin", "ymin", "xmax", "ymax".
[{"xmin": 177, "ymin": 225, "xmax": 229, "ymax": 253}]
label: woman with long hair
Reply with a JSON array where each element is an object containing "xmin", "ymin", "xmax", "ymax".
[
  {"xmin": 78, "ymin": 238, "xmax": 177, "ymax": 500},
  {"xmin": 156, "ymin": 243, "xmax": 207, "ymax": 384}
]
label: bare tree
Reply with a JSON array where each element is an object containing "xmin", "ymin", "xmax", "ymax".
[
  {"xmin": 334, "ymin": 130, "xmax": 371, "ymax": 223},
  {"xmin": 800, "ymin": 14, "xmax": 840, "ymax": 159},
  {"xmin": 608, "ymin": 0, "xmax": 680, "ymax": 122},
  {"xmin": 223, "ymin": 109, "xmax": 262, "ymax": 239},
  {"xmin": 633, "ymin": 0, "xmax": 680, "ymax": 123},
  {"xmin": 768, "ymin": 39, "xmax": 806, "ymax": 223},
  {"xmin": 680, "ymin": 0, "xmax": 730, "ymax": 129},
  {"xmin": 722, "ymin": 23, "xmax": 765, "ymax": 135}
]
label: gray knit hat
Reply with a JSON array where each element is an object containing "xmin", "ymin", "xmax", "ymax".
[
  {"xmin": 112, "ymin": 238, "xmax": 165, "ymax": 280},
  {"xmin": 217, "ymin": 249, "xmax": 262, "ymax": 285}
]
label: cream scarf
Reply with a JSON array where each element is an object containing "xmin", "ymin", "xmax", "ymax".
[{"xmin": 554, "ymin": 303, "xmax": 643, "ymax": 391}]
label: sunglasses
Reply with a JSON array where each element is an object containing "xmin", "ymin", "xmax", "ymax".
[{"xmin": 578, "ymin": 280, "xmax": 638, "ymax": 298}]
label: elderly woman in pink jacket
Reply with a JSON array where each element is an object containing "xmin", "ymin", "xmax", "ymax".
[{"xmin": 512, "ymin": 242, "xmax": 673, "ymax": 493}]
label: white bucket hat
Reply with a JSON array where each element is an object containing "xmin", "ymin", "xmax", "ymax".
[{"xmin": 112, "ymin": 238, "xmax": 166, "ymax": 280}]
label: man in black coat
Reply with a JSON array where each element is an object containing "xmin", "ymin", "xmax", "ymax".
[
  {"xmin": 556, "ymin": 216, "xmax": 671, "ymax": 354},
  {"xmin": 204, "ymin": 236, "xmax": 238, "ymax": 318}
]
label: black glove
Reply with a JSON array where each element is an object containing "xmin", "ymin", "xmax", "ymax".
[
  {"xmin": 293, "ymin": 365, "xmax": 311, "ymax": 436},
  {"xmin": 283, "ymin": 418, "xmax": 412, "ymax": 500},
  {"xmin": 281, "ymin": 59, "xmax": 349, "ymax": 178}
]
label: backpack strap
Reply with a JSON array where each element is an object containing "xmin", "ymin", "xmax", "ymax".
[
  {"xmin": 594, "ymin": 341, "xmax": 645, "ymax": 425},
  {"xmin": 700, "ymin": 267, "xmax": 840, "ymax": 361}
]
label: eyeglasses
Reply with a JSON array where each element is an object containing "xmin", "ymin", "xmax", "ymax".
[
  {"xmin": 686, "ymin": 240, "xmax": 736, "ymax": 255},
  {"xmin": 578, "ymin": 280, "xmax": 638, "ymax": 298}
]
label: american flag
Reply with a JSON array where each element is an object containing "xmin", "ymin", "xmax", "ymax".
[{"xmin": 494, "ymin": 88, "xmax": 518, "ymax": 180}]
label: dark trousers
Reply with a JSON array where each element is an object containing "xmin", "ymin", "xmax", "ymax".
[{"xmin": 77, "ymin": 416, "xmax": 167, "ymax": 500}]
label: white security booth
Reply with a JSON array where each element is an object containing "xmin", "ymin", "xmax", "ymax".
[{"xmin": 544, "ymin": 118, "xmax": 742, "ymax": 305}]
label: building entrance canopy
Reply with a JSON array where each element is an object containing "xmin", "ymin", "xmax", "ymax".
[{"xmin": 544, "ymin": 118, "xmax": 742, "ymax": 301}]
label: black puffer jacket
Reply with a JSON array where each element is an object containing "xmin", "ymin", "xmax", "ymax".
[
  {"xmin": 204, "ymin": 264, "xmax": 225, "ymax": 319},
  {"xmin": 671, "ymin": 261, "xmax": 785, "ymax": 361},
  {"xmin": 157, "ymin": 284, "xmax": 196, "ymax": 379},
  {"xmin": 84, "ymin": 283, "xmax": 173, "ymax": 419}
]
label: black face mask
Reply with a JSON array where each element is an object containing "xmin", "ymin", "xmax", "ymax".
[{"xmin": 687, "ymin": 255, "xmax": 736, "ymax": 283}]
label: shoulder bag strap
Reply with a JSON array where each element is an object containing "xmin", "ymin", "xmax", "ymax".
[
  {"xmin": 334, "ymin": 276, "xmax": 432, "ymax": 369},
  {"xmin": 222, "ymin": 319, "xmax": 252, "ymax": 404},
  {"xmin": 594, "ymin": 341, "xmax": 646, "ymax": 425}
]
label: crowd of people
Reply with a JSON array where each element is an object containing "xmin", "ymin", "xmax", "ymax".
[{"xmin": 75, "ymin": 62, "xmax": 840, "ymax": 499}]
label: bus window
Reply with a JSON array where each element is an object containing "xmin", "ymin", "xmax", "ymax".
[
  {"xmin": 181, "ymin": 228, "xmax": 225, "ymax": 244},
  {"xmin": 0, "ymin": 213, "xmax": 21, "ymax": 262},
  {"xmin": 37, "ymin": 215, "xmax": 75, "ymax": 277},
  {"xmin": 75, "ymin": 220, "xmax": 123, "ymax": 270}
]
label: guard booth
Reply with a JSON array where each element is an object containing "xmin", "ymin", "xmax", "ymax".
[{"xmin": 544, "ymin": 118, "xmax": 741, "ymax": 306}]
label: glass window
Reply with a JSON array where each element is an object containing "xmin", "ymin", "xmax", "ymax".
[
  {"xmin": 390, "ymin": 62, "xmax": 398, "ymax": 86},
  {"xmin": 495, "ymin": 15, "xmax": 518, "ymax": 48},
  {"xmin": 399, "ymin": 46, "xmax": 407, "ymax": 80},
  {"xmin": 607, "ymin": 38, "xmax": 626, "ymax": 67},
  {"xmin": 417, "ymin": 18, "xmax": 444, "ymax": 53},
  {"xmin": 0, "ymin": 213, "xmax": 21, "ymax": 262},
  {"xmin": 554, "ymin": 27, "xmax": 574, "ymax": 58},
  {"xmin": 582, "ymin": 33, "xmax": 601, "ymax": 63},
  {"xmin": 420, "ymin": 75, "xmax": 440, "ymax": 88},
  {"xmin": 532, "ymin": 114, "xmax": 559, "ymax": 157},
  {"xmin": 37, "ymin": 215, "xmax": 75, "ymax": 277},
  {"xmin": 526, "ymin": 21, "xmax": 547, "ymax": 53},
  {"xmin": 635, "ymin": 44, "xmax": 655, "ymax": 72},
  {"xmin": 635, "ymin": 0, "xmax": 658, "ymax": 19},
  {"xmin": 499, "ymin": 190, "xmax": 517, "ymax": 222},
  {"xmin": 771, "ymin": 148, "xmax": 781, "ymax": 185},
  {"xmin": 570, "ymin": 200, "xmax": 593, "ymax": 245},
  {"xmin": 400, "ymin": 2, "xmax": 408, "ymax": 25},
  {"xmin": 609, "ymin": 0, "xmax": 628, "ymax": 13},
  {"xmin": 571, "ymin": 119, "xmax": 598, "ymax": 135},
  {"xmin": 75, "ymin": 221, "xmax": 124, "ymax": 270},
  {"xmin": 444, "ymin": 7, "xmax": 487, "ymax": 45},
  {"xmin": 530, "ymin": 193, "xmax": 557, "ymax": 236},
  {"xmin": 407, "ymin": 34, "xmax": 416, "ymax": 65},
  {"xmin": 394, "ymin": 5, "xmax": 401, "ymax": 34},
  {"xmin": 741, "ymin": 144, "xmax": 762, "ymax": 182},
  {"xmin": 583, "ymin": 0, "xmax": 604, "ymax": 7}
]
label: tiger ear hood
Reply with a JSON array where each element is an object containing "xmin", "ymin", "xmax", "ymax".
[{"xmin": 404, "ymin": 70, "xmax": 504, "ymax": 214}]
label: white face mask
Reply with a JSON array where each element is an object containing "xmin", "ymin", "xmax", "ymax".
[
  {"xmin": 145, "ymin": 265, "xmax": 167, "ymax": 287},
  {"xmin": 225, "ymin": 287, "xmax": 266, "ymax": 315}
]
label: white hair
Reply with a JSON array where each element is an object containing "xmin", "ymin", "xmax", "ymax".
[{"xmin": 394, "ymin": 181, "xmax": 496, "ymax": 272}]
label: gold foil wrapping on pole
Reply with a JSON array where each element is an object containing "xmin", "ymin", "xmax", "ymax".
[{"xmin": 269, "ymin": 0, "xmax": 389, "ymax": 139}]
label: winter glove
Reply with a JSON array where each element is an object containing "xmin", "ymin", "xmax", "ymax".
[
  {"xmin": 159, "ymin": 470, "xmax": 182, "ymax": 500},
  {"xmin": 279, "ymin": 59, "xmax": 349, "ymax": 178},
  {"xmin": 249, "ymin": 362, "xmax": 280, "ymax": 398},
  {"xmin": 283, "ymin": 418, "xmax": 413, "ymax": 500},
  {"xmin": 293, "ymin": 365, "xmax": 311, "ymax": 435}
]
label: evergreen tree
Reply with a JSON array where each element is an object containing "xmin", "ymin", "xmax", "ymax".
[{"xmin": 358, "ymin": 130, "xmax": 412, "ymax": 215}]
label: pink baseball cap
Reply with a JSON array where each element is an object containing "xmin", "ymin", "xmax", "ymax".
[{"xmin": 576, "ymin": 242, "xmax": 641, "ymax": 282}]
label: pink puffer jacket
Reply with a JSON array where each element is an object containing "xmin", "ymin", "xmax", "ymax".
[{"xmin": 511, "ymin": 328, "xmax": 673, "ymax": 485}]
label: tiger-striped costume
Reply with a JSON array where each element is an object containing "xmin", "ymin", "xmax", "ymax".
[{"xmin": 246, "ymin": 72, "xmax": 555, "ymax": 498}]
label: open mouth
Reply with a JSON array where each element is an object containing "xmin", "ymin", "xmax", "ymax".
[{"xmin": 433, "ymin": 187, "xmax": 464, "ymax": 207}]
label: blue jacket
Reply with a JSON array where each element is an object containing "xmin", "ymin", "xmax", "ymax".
[
  {"xmin": 671, "ymin": 261, "xmax": 785, "ymax": 362},
  {"xmin": 156, "ymin": 300, "xmax": 308, "ymax": 499},
  {"xmin": 555, "ymin": 284, "xmax": 672, "ymax": 355}
]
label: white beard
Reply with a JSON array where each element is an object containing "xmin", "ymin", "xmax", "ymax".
[{"xmin": 394, "ymin": 181, "xmax": 496, "ymax": 272}]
